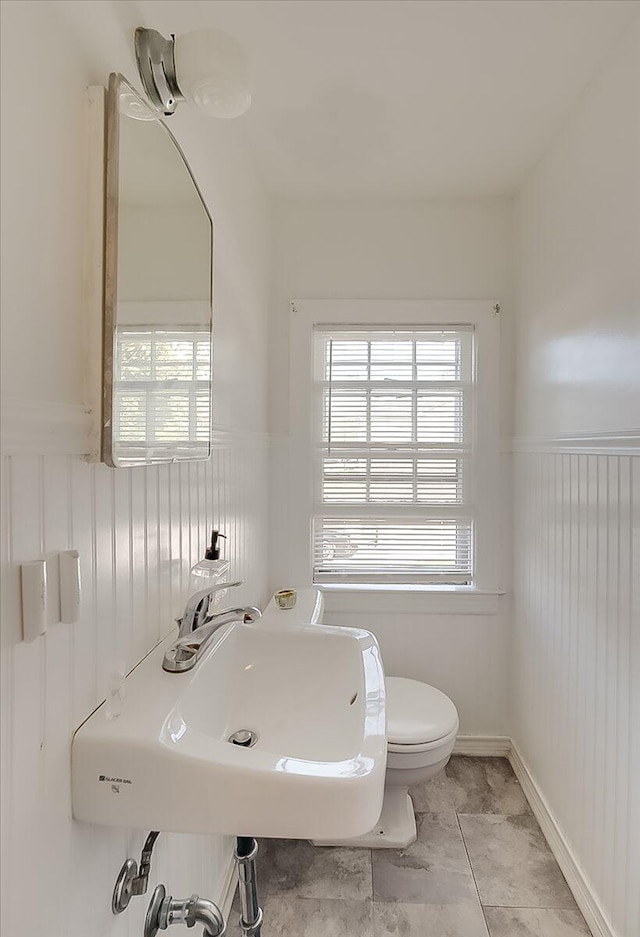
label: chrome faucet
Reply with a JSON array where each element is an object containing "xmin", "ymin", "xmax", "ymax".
[
  {"xmin": 163, "ymin": 581, "xmax": 261, "ymax": 673},
  {"xmin": 179, "ymin": 579, "xmax": 243, "ymax": 633}
]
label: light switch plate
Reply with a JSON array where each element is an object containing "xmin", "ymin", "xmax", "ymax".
[{"xmin": 60, "ymin": 550, "xmax": 81, "ymax": 623}]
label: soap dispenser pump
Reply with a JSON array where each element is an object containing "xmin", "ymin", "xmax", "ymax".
[
  {"xmin": 206, "ymin": 530, "xmax": 225, "ymax": 562},
  {"xmin": 187, "ymin": 530, "xmax": 231, "ymax": 629}
]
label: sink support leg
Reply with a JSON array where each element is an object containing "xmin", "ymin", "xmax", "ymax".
[{"xmin": 234, "ymin": 837, "xmax": 263, "ymax": 937}]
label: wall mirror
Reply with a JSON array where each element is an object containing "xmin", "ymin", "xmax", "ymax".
[{"xmin": 102, "ymin": 73, "xmax": 213, "ymax": 467}]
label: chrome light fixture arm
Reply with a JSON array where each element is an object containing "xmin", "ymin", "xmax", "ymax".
[{"xmin": 135, "ymin": 27, "xmax": 183, "ymax": 115}]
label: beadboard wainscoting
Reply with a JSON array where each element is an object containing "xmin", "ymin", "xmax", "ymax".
[
  {"xmin": 511, "ymin": 444, "xmax": 639, "ymax": 937},
  {"xmin": 0, "ymin": 443, "xmax": 269, "ymax": 937}
]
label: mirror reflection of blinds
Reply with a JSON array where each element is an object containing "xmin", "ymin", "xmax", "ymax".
[
  {"xmin": 313, "ymin": 327, "xmax": 474, "ymax": 584},
  {"xmin": 114, "ymin": 328, "xmax": 211, "ymax": 457}
]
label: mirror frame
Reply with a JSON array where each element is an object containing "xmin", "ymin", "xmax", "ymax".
[{"xmin": 102, "ymin": 73, "xmax": 214, "ymax": 467}]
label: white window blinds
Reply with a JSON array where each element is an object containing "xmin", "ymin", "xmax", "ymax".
[
  {"xmin": 114, "ymin": 328, "xmax": 211, "ymax": 460},
  {"xmin": 313, "ymin": 327, "xmax": 474, "ymax": 583}
]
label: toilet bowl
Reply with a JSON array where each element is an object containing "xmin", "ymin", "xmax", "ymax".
[
  {"xmin": 312, "ymin": 675, "xmax": 458, "ymax": 848},
  {"xmin": 262, "ymin": 589, "xmax": 459, "ymax": 849}
]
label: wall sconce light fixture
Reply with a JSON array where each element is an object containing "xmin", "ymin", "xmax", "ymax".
[{"xmin": 134, "ymin": 27, "xmax": 251, "ymax": 118}]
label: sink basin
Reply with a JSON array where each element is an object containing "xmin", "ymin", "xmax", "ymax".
[{"xmin": 72, "ymin": 618, "xmax": 386, "ymax": 839}]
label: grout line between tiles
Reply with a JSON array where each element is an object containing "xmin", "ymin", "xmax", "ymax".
[
  {"xmin": 369, "ymin": 847, "xmax": 375, "ymax": 902},
  {"xmin": 456, "ymin": 810, "xmax": 492, "ymax": 936}
]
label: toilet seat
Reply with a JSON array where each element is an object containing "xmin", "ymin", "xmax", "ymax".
[{"xmin": 385, "ymin": 677, "xmax": 459, "ymax": 750}]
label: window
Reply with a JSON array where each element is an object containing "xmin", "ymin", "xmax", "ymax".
[
  {"xmin": 114, "ymin": 328, "xmax": 211, "ymax": 460},
  {"xmin": 312, "ymin": 327, "xmax": 474, "ymax": 584},
  {"xmin": 286, "ymin": 300, "xmax": 500, "ymax": 593}
]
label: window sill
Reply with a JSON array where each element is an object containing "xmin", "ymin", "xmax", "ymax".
[
  {"xmin": 319, "ymin": 584, "xmax": 504, "ymax": 595},
  {"xmin": 319, "ymin": 583, "xmax": 505, "ymax": 616}
]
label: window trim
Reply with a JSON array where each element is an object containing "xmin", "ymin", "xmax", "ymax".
[{"xmin": 287, "ymin": 300, "xmax": 502, "ymax": 592}]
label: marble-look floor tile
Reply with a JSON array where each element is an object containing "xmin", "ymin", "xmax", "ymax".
[
  {"xmin": 411, "ymin": 756, "xmax": 530, "ymax": 816},
  {"xmin": 484, "ymin": 907, "xmax": 592, "ymax": 936},
  {"xmin": 372, "ymin": 812, "xmax": 478, "ymax": 905},
  {"xmin": 227, "ymin": 897, "xmax": 373, "ymax": 936},
  {"xmin": 459, "ymin": 815, "xmax": 577, "ymax": 909},
  {"xmin": 409, "ymin": 763, "xmax": 461, "ymax": 815},
  {"xmin": 373, "ymin": 901, "xmax": 490, "ymax": 936},
  {"xmin": 256, "ymin": 838, "xmax": 372, "ymax": 900}
]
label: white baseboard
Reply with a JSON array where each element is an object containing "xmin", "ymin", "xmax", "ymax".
[
  {"xmin": 509, "ymin": 743, "xmax": 615, "ymax": 937},
  {"xmin": 453, "ymin": 735, "xmax": 511, "ymax": 756}
]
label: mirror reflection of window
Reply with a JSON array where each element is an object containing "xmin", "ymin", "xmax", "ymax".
[{"xmin": 114, "ymin": 327, "xmax": 211, "ymax": 460}]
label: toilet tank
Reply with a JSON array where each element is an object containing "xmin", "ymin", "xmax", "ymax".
[{"xmin": 261, "ymin": 587, "xmax": 324, "ymax": 627}]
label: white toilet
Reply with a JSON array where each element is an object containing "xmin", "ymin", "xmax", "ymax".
[
  {"xmin": 369, "ymin": 675, "xmax": 459, "ymax": 848},
  {"xmin": 262, "ymin": 588, "xmax": 459, "ymax": 849}
]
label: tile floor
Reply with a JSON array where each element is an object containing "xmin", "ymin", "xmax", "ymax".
[{"xmin": 229, "ymin": 756, "xmax": 592, "ymax": 936}]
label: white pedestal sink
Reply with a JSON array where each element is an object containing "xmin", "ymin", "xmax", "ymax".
[{"xmin": 72, "ymin": 618, "xmax": 386, "ymax": 840}]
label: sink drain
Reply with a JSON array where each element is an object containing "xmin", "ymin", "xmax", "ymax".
[{"xmin": 228, "ymin": 729, "xmax": 258, "ymax": 748}]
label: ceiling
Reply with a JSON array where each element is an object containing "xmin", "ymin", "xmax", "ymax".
[{"xmin": 134, "ymin": 0, "xmax": 639, "ymax": 199}]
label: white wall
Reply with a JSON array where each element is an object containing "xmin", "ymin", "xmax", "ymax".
[
  {"xmin": 271, "ymin": 197, "xmax": 514, "ymax": 433},
  {"xmin": 512, "ymin": 16, "xmax": 639, "ymax": 937},
  {"xmin": 271, "ymin": 197, "xmax": 513, "ymax": 736},
  {"xmin": 514, "ymin": 29, "xmax": 640, "ymax": 440},
  {"xmin": 0, "ymin": 2, "xmax": 272, "ymax": 936}
]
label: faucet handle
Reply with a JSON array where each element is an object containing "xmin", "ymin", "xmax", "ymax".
[
  {"xmin": 186, "ymin": 579, "xmax": 243, "ymax": 609},
  {"xmin": 209, "ymin": 578, "xmax": 243, "ymax": 593}
]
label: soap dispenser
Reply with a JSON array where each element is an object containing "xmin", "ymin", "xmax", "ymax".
[{"xmin": 189, "ymin": 530, "xmax": 230, "ymax": 595}]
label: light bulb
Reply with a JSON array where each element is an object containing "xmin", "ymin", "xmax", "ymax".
[{"xmin": 173, "ymin": 29, "xmax": 252, "ymax": 119}]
